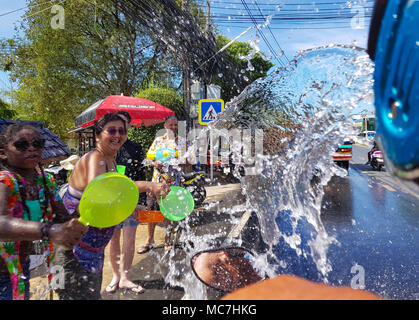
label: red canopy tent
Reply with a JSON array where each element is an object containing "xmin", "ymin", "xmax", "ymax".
[
  {"xmin": 71, "ymin": 95, "xmax": 174, "ymax": 156},
  {"xmin": 74, "ymin": 95, "xmax": 175, "ymax": 129}
]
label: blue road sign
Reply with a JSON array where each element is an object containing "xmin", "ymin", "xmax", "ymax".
[
  {"xmin": 367, "ymin": 131, "xmax": 376, "ymax": 141},
  {"xmin": 198, "ymin": 99, "xmax": 224, "ymax": 126}
]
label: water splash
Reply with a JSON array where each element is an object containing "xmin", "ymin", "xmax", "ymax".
[
  {"xmin": 216, "ymin": 45, "xmax": 373, "ymax": 279},
  {"xmin": 164, "ymin": 45, "xmax": 374, "ymax": 298}
]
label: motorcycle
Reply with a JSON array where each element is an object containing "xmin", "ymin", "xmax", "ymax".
[
  {"xmin": 147, "ymin": 148, "xmax": 207, "ymax": 207},
  {"xmin": 182, "ymin": 171, "xmax": 206, "ymax": 207},
  {"xmin": 370, "ymin": 150, "xmax": 384, "ymax": 171}
]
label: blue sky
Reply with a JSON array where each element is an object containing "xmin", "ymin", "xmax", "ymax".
[
  {"xmin": 0, "ymin": 0, "xmax": 374, "ymax": 102},
  {"xmin": 0, "ymin": 0, "xmax": 28, "ymax": 99},
  {"xmin": 208, "ymin": 0, "xmax": 373, "ymax": 66}
]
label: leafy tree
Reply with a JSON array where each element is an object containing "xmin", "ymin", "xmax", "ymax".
[
  {"xmin": 213, "ymin": 35, "xmax": 274, "ymax": 102},
  {"xmin": 136, "ymin": 87, "xmax": 186, "ymax": 120},
  {"xmin": 4, "ymin": 0, "xmax": 173, "ymax": 138},
  {"xmin": 0, "ymin": 99, "xmax": 16, "ymax": 119}
]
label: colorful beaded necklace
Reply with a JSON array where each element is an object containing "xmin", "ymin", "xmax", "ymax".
[{"xmin": 0, "ymin": 170, "xmax": 55, "ymax": 300}]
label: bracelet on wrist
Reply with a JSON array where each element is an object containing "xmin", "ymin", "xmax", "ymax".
[{"xmin": 40, "ymin": 223, "xmax": 53, "ymax": 242}]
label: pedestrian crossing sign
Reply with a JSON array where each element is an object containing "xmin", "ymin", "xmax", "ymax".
[{"xmin": 198, "ymin": 99, "xmax": 224, "ymax": 126}]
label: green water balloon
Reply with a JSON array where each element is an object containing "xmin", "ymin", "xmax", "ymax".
[
  {"xmin": 160, "ymin": 186, "xmax": 194, "ymax": 221},
  {"xmin": 78, "ymin": 172, "xmax": 139, "ymax": 228}
]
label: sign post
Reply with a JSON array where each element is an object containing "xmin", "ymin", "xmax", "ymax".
[
  {"xmin": 198, "ymin": 99, "xmax": 224, "ymax": 126},
  {"xmin": 198, "ymin": 99, "xmax": 224, "ymax": 181}
]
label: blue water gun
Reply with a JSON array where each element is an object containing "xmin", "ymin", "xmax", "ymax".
[
  {"xmin": 369, "ymin": 0, "xmax": 419, "ymax": 180},
  {"xmin": 146, "ymin": 148, "xmax": 178, "ymax": 162}
]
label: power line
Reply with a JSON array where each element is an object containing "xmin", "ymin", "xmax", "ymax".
[
  {"xmin": 206, "ymin": 0, "xmax": 373, "ymax": 31},
  {"xmin": 213, "ymin": 1, "xmax": 374, "ymax": 6},
  {"xmin": 0, "ymin": 0, "xmax": 63, "ymax": 18},
  {"xmin": 252, "ymin": 0, "xmax": 290, "ymax": 63},
  {"xmin": 240, "ymin": 0, "xmax": 286, "ymax": 67},
  {"xmin": 210, "ymin": 12, "xmax": 373, "ymax": 18},
  {"xmin": 210, "ymin": 6, "xmax": 374, "ymax": 12},
  {"xmin": 208, "ymin": 10, "xmax": 373, "ymax": 19},
  {"xmin": 210, "ymin": 11, "xmax": 374, "ymax": 18},
  {"xmin": 209, "ymin": 14, "xmax": 373, "ymax": 26},
  {"xmin": 210, "ymin": 16, "xmax": 373, "ymax": 23},
  {"xmin": 216, "ymin": 23, "xmax": 371, "ymax": 29}
]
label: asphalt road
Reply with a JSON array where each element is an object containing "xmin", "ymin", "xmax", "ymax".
[
  {"xmin": 238, "ymin": 143, "xmax": 418, "ymax": 300},
  {"xmin": 112, "ymin": 144, "xmax": 419, "ymax": 300},
  {"xmin": 352, "ymin": 143, "xmax": 419, "ymax": 201},
  {"xmin": 29, "ymin": 145, "xmax": 418, "ymax": 300},
  {"xmin": 319, "ymin": 144, "xmax": 419, "ymax": 299}
]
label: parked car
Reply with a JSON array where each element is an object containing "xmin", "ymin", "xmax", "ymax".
[{"xmin": 333, "ymin": 139, "xmax": 353, "ymax": 170}]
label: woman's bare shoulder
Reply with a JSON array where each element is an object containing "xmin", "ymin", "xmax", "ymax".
[
  {"xmin": 70, "ymin": 150, "xmax": 102, "ymax": 188},
  {"xmin": 82, "ymin": 149, "xmax": 101, "ymax": 163}
]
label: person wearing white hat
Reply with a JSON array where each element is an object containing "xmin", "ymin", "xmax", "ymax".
[{"xmin": 59, "ymin": 155, "xmax": 80, "ymax": 171}]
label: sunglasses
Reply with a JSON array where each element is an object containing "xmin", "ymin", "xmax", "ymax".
[
  {"xmin": 13, "ymin": 138, "xmax": 45, "ymax": 151},
  {"xmin": 106, "ymin": 127, "xmax": 127, "ymax": 136}
]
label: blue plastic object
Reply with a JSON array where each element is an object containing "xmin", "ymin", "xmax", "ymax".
[
  {"xmin": 155, "ymin": 148, "xmax": 177, "ymax": 162},
  {"xmin": 374, "ymin": 0, "xmax": 419, "ymax": 177}
]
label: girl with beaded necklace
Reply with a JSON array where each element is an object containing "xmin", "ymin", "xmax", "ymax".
[{"xmin": 0, "ymin": 124, "xmax": 87, "ymax": 300}]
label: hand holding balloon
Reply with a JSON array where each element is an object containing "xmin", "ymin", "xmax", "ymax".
[
  {"xmin": 151, "ymin": 182, "xmax": 170, "ymax": 204},
  {"xmin": 49, "ymin": 218, "xmax": 88, "ymax": 248},
  {"xmin": 134, "ymin": 181, "xmax": 170, "ymax": 205},
  {"xmin": 159, "ymin": 186, "xmax": 194, "ymax": 221}
]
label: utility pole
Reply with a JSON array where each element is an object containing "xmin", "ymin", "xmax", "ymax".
[
  {"xmin": 181, "ymin": 0, "xmax": 191, "ymax": 127},
  {"xmin": 203, "ymin": 0, "xmax": 210, "ymax": 100},
  {"xmin": 205, "ymin": 0, "xmax": 210, "ymax": 36},
  {"xmin": 204, "ymin": 0, "xmax": 214, "ymax": 181}
]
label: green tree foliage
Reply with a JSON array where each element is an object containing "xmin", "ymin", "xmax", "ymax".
[
  {"xmin": 136, "ymin": 87, "xmax": 186, "ymax": 120},
  {"xmin": 0, "ymin": 39, "xmax": 17, "ymax": 72},
  {"xmin": 0, "ymin": 99, "xmax": 16, "ymax": 119},
  {"xmin": 213, "ymin": 35, "xmax": 274, "ymax": 102},
  {"xmin": 2, "ymin": 0, "xmax": 274, "ymax": 142},
  {"xmin": 4, "ymin": 0, "xmax": 172, "ymax": 138}
]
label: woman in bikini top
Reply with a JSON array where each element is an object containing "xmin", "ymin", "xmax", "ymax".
[{"xmin": 65, "ymin": 113, "xmax": 169, "ymax": 261}]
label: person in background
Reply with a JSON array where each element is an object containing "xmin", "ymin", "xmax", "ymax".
[
  {"xmin": 54, "ymin": 113, "xmax": 168, "ymax": 300},
  {"xmin": 105, "ymin": 111, "xmax": 146, "ymax": 294},
  {"xmin": 0, "ymin": 124, "xmax": 87, "ymax": 300},
  {"xmin": 138, "ymin": 115, "xmax": 189, "ymax": 253},
  {"xmin": 366, "ymin": 140, "xmax": 379, "ymax": 165}
]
